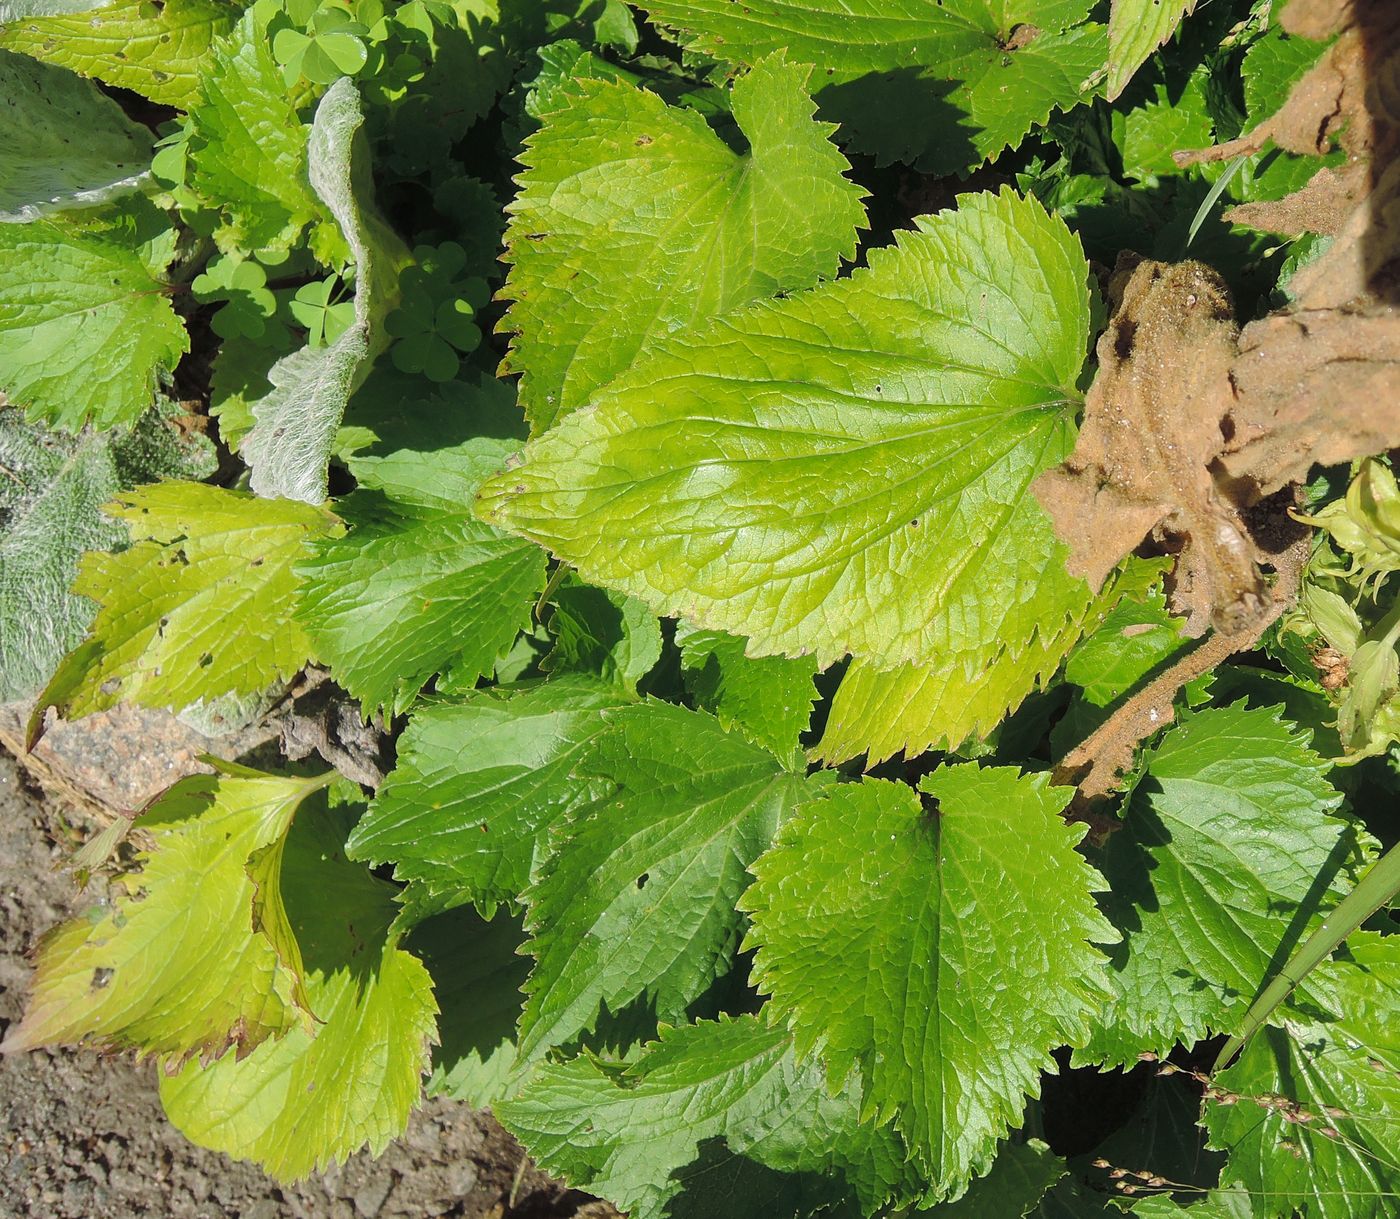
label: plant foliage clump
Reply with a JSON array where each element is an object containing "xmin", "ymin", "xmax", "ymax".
[{"xmin": 1, "ymin": 0, "xmax": 1399, "ymax": 1216}]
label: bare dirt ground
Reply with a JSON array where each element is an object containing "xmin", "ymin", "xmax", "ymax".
[{"xmin": 0, "ymin": 750, "xmax": 603, "ymax": 1219}]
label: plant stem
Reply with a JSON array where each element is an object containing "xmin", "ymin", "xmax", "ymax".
[{"xmin": 1214, "ymin": 838, "xmax": 1400, "ymax": 1073}]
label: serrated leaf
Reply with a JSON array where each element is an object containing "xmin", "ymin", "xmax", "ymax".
[
  {"xmin": 542, "ymin": 577, "xmax": 662, "ymax": 694},
  {"xmin": 1063, "ymin": 585, "xmax": 1187, "ymax": 706},
  {"xmin": 295, "ymin": 439, "xmax": 546, "ymax": 715},
  {"xmin": 158, "ymin": 804, "xmax": 437, "ymax": 1180},
  {"xmin": 677, "ymin": 623, "xmax": 818, "ymax": 767},
  {"xmin": 1111, "ymin": 69, "xmax": 1214, "ymax": 180},
  {"xmin": 639, "ymin": 1, "xmax": 1105, "ymax": 172},
  {"xmin": 819, "ymin": 559, "xmax": 1168, "ymax": 765},
  {"xmin": 403, "ymin": 901, "xmax": 529, "ymax": 1106},
  {"xmin": 187, "ymin": 11, "xmax": 324, "ymax": 256},
  {"xmin": 499, "ymin": 1015, "xmax": 913, "ymax": 1219},
  {"xmin": 502, "ymin": 51, "xmax": 866, "ymax": 431},
  {"xmin": 1105, "ymin": 1, "xmax": 1195, "ymax": 101},
  {"xmin": 741, "ymin": 768, "xmax": 1114, "ymax": 1197},
  {"xmin": 0, "ymin": 769, "xmax": 325, "ymax": 1060},
  {"xmin": 1242, "ymin": 21, "xmax": 1330, "ymax": 124},
  {"xmin": 34, "ymin": 481, "xmax": 340, "ymax": 728},
  {"xmin": 923, "ymin": 1140, "xmax": 1067, "ymax": 1217},
  {"xmin": 0, "ymin": 218, "xmax": 187, "ymax": 430},
  {"xmin": 0, "ymin": 404, "xmax": 215, "ymax": 703},
  {"xmin": 348, "ymin": 677, "xmax": 627, "ymax": 912},
  {"xmin": 480, "ymin": 188, "xmax": 1093, "ymax": 675},
  {"xmin": 818, "ymin": 568, "xmax": 1145, "ymax": 766},
  {"xmin": 1205, "ymin": 935, "xmax": 1400, "ymax": 1219},
  {"xmin": 1128, "ymin": 1188, "xmax": 1254, "ymax": 1219},
  {"xmin": 242, "ymin": 78, "xmax": 408, "ymax": 505},
  {"xmin": 1078, "ymin": 703, "xmax": 1363, "ymax": 1069},
  {"xmin": 518, "ymin": 701, "xmax": 813, "ymax": 1064},
  {"xmin": 0, "ymin": 0, "xmax": 239, "ymax": 109},
  {"xmin": 0, "ymin": 51, "xmax": 152, "ymax": 222}
]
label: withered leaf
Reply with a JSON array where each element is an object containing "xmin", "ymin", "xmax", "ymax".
[{"xmin": 1033, "ymin": 257, "xmax": 1270, "ymax": 637}]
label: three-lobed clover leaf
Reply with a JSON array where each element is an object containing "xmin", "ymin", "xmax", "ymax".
[
  {"xmin": 192, "ymin": 254, "xmax": 280, "ymax": 341},
  {"xmin": 384, "ymin": 242, "xmax": 489, "ymax": 382},
  {"xmin": 287, "ymin": 274, "xmax": 355, "ymax": 346}
]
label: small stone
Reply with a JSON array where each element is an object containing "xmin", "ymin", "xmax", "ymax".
[{"xmin": 353, "ymin": 1177, "xmax": 394, "ymax": 1218}]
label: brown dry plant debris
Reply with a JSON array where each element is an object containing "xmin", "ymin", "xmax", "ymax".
[{"xmin": 1036, "ymin": 0, "xmax": 1400, "ymax": 797}]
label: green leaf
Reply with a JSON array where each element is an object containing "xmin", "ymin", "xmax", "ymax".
[
  {"xmin": 0, "ymin": 404, "xmax": 214, "ymax": 702},
  {"xmin": 677, "ymin": 623, "xmax": 819, "ymax": 767},
  {"xmin": 187, "ymin": 11, "xmax": 325, "ymax": 256},
  {"xmin": 815, "ymin": 558, "xmax": 1166, "ymax": 764},
  {"xmin": 241, "ymin": 77, "xmax": 409, "ymax": 504},
  {"xmin": 1077, "ymin": 703, "xmax": 1364, "ymax": 1069},
  {"xmin": 1205, "ymin": 935, "xmax": 1400, "ymax": 1219},
  {"xmin": 498, "ymin": 1015, "xmax": 913, "ymax": 1219},
  {"xmin": 501, "ymin": 51, "xmax": 866, "ymax": 431},
  {"xmin": 480, "ymin": 188, "xmax": 1093, "ymax": 674},
  {"xmin": 741, "ymin": 768, "xmax": 1114, "ymax": 1197},
  {"xmin": 1105, "ymin": 0, "xmax": 1195, "ymax": 101},
  {"xmin": 295, "ymin": 439, "xmax": 546, "ymax": 715},
  {"xmin": 920, "ymin": 1140, "xmax": 1067, "ymax": 1217},
  {"xmin": 158, "ymin": 804, "xmax": 437, "ymax": 1181},
  {"xmin": 1063, "ymin": 585, "xmax": 1187, "ymax": 706},
  {"xmin": 0, "ymin": 218, "xmax": 187, "ymax": 430},
  {"xmin": 0, "ymin": 0, "xmax": 240, "ymax": 109},
  {"xmin": 0, "ymin": 768, "xmax": 326, "ymax": 1060},
  {"xmin": 518, "ymin": 701, "xmax": 813, "ymax": 1063},
  {"xmin": 1111, "ymin": 70, "xmax": 1215, "ymax": 180},
  {"xmin": 1243, "ymin": 21, "xmax": 1331, "ymax": 125},
  {"xmin": 543, "ymin": 576, "xmax": 663, "ymax": 694},
  {"xmin": 0, "ymin": 50, "xmax": 152, "ymax": 221},
  {"xmin": 34, "ymin": 481, "xmax": 341, "ymax": 728},
  {"xmin": 1128, "ymin": 1188, "xmax": 1253, "ymax": 1219},
  {"xmin": 348, "ymin": 677, "xmax": 627, "ymax": 913},
  {"xmin": 403, "ymin": 901, "xmax": 529, "ymax": 1106},
  {"xmin": 639, "ymin": 1, "xmax": 1106, "ymax": 173}
]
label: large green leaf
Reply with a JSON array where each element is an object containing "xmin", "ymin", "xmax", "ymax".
[
  {"xmin": 0, "ymin": 51, "xmax": 152, "ymax": 222},
  {"xmin": 296, "ymin": 439, "xmax": 546, "ymax": 715},
  {"xmin": 0, "ymin": 0, "xmax": 239, "ymax": 108},
  {"xmin": 34, "ymin": 481, "xmax": 340, "ymax": 728},
  {"xmin": 0, "ymin": 768, "xmax": 325, "ymax": 1060},
  {"xmin": 499, "ymin": 1015, "xmax": 914, "ymax": 1219},
  {"xmin": 159, "ymin": 804, "xmax": 437, "ymax": 1180},
  {"xmin": 241, "ymin": 78, "xmax": 408, "ymax": 504},
  {"xmin": 1205, "ymin": 935, "xmax": 1400, "ymax": 1219},
  {"xmin": 815, "ymin": 558, "xmax": 1164, "ymax": 764},
  {"xmin": 501, "ymin": 51, "xmax": 866, "ymax": 431},
  {"xmin": 518, "ymin": 701, "xmax": 813, "ymax": 1063},
  {"xmin": 639, "ymin": 1, "xmax": 1106, "ymax": 172},
  {"xmin": 0, "ymin": 218, "xmax": 187, "ymax": 430},
  {"xmin": 741, "ymin": 768, "xmax": 1114, "ymax": 1198},
  {"xmin": 1105, "ymin": 0, "xmax": 1195, "ymax": 101},
  {"xmin": 1078, "ymin": 704, "xmax": 1365, "ymax": 1068},
  {"xmin": 348, "ymin": 677, "xmax": 627, "ymax": 913},
  {"xmin": 0, "ymin": 405, "xmax": 213, "ymax": 701},
  {"xmin": 186, "ymin": 11, "xmax": 325, "ymax": 257},
  {"xmin": 480, "ymin": 188, "xmax": 1093, "ymax": 674}
]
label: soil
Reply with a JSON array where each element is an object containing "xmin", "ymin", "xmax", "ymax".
[{"xmin": 0, "ymin": 749, "xmax": 607, "ymax": 1219}]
